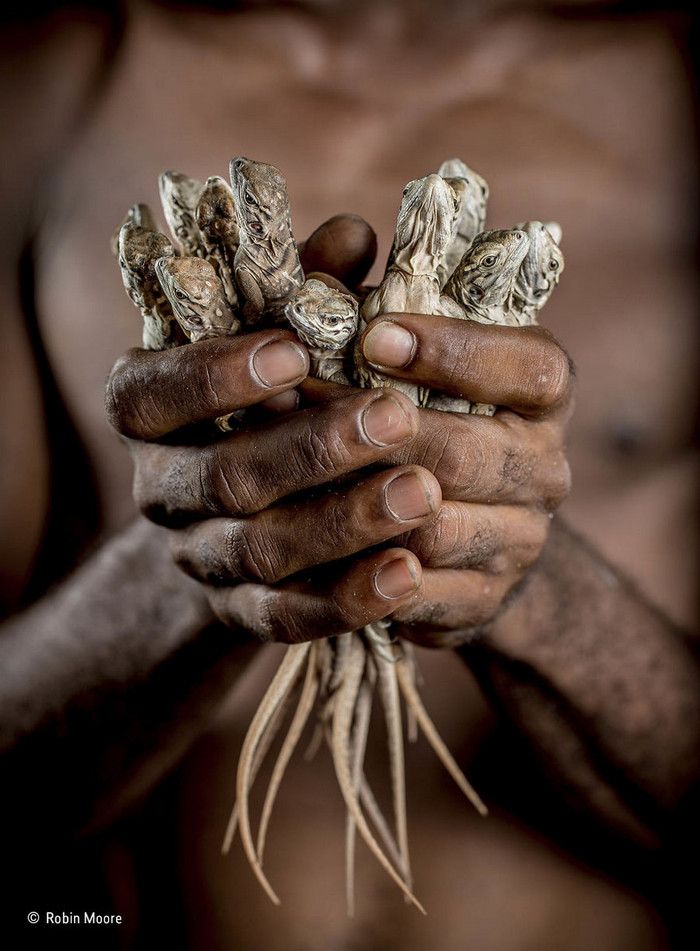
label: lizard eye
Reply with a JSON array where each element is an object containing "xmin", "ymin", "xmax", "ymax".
[
  {"xmin": 548, "ymin": 259, "xmax": 559, "ymax": 271},
  {"xmin": 328, "ymin": 315, "xmax": 340, "ymax": 325},
  {"xmin": 174, "ymin": 289, "xmax": 187, "ymax": 300},
  {"xmin": 402, "ymin": 186, "xmax": 410, "ymax": 197},
  {"xmin": 244, "ymin": 192, "xmax": 256, "ymax": 205},
  {"xmin": 481, "ymin": 255, "xmax": 497, "ymax": 267}
]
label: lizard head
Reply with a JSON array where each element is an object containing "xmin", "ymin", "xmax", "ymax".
[
  {"xmin": 439, "ymin": 159, "xmax": 489, "ymax": 244},
  {"xmin": 285, "ymin": 279, "xmax": 358, "ymax": 351},
  {"xmin": 392, "ymin": 174, "xmax": 459, "ymax": 275},
  {"xmin": 155, "ymin": 257, "xmax": 239, "ymax": 341},
  {"xmin": 196, "ymin": 176, "xmax": 239, "ymax": 244},
  {"xmin": 229, "ymin": 157, "xmax": 292, "ymax": 240},
  {"xmin": 451, "ymin": 229, "xmax": 530, "ymax": 308},
  {"xmin": 118, "ymin": 222, "xmax": 174, "ymax": 309},
  {"xmin": 512, "ymin": 221, "xmax": 564, "ymax": 311}
]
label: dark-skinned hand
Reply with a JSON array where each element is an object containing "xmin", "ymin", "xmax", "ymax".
[{"xmin": 106, "ymin": 214, "xmax": 572, "ymax": 649}]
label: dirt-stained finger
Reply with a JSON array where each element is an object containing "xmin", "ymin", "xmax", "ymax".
[
  {"xmin": 171, "ymin": 466, "xmax": 441, "ymax": 585},
  {"xmin": 361, "ymin": 314, "xmax": 573, "ymax": 418},
  {"xmin": 397, "ymin": 502, "xmax": 550, "ymax": 572},
  {"xmin": 206, "ymin": 547, "xmax": 422, "ymax": 644},
  {"xmin": 133, "ymin": 388, "xmax": 420, "ymax": 525},
  {"xmin": 105, "ymin": 330, "xmax": 309, "ymax": 440}
]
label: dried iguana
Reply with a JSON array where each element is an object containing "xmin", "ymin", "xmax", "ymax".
[
  {"xmin": 284, "ymin": 278, "xmax": 359, "ymax": 384},
  {"xmin": 116, "ymin": 205, "xmax": 185, "ymax": 351},
  {"xmin": 229, "ymin": 157, "xmax": 304, "ymax": 327},
  {"xmin": 436, "ymin": 157, "xmax": 489, "ymax": 287},
  {"xmin": 154, "ymin": 256, "xmax": 241, "ymax": 343},
  {"xmin": 159, "ymin": 170, "xmax": 207, "ymax": 258},
  {"xmin": 511, "ymin": 220, "xmax": 564, "ymax": 324},
  {"xmin": 357, "ymin": 173, "xmax": 459, "ymax": 407},
  {"xmin": 196, "ymin": 175, "xmax": 240, "ymax": 310}
]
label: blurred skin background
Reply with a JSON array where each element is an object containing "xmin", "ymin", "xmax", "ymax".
[{"xmin": 0, "ymin": 0, "xmax": 698, "ymax": 948}]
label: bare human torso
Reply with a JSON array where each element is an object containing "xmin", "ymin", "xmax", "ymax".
[{"xmin": 3, "ymin": 1, "xmax": 697, "ymax": 947}]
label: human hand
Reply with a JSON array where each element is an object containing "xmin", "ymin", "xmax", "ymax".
[
  {"xmin": 106, "ymin": 216, "xmax": 444, "ymax": 643},
  {"xmin": 346, "ymin": 311, "xmax": 574, "ymax": 648}
]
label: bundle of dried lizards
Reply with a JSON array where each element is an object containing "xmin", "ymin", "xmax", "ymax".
[{"xmin": 114, "ymin": 156, "xmax": 564, "ymax": 914}]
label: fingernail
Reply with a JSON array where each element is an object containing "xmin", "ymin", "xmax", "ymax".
[
  {"xmin": 362, "ymin": 395, "xmax": 415, "ymax": 446},
  {"xmin": 260, "ymin": 389, "xmax": 300, "ymax": 414},
  {"xmin": 363, "ymin": 322, "xmax": 416, "ymax": 368},
  {"xmin": 253, "ymin": 340, "xmax": 308, "ymax": 386},
  {"xmin": 385, "ymin": 472, "xmax": 435, "ymax": 521},
  {"xmin": 374, "ymin": 558, "xmax": 418, "ymax": 600}
]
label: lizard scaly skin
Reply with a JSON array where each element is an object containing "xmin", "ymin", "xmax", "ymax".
[
  {"xmin": 116, "ymin": 206, "xmax": 185, "ymax": 351},
  {"xmin": 196, "ymin": 175, "xmax": 241, "ymax": 311},
  {"xmin": 159, "ymin": 170, "xmax": 207, "ymax": 258},
  {"xmin": 284, "ymin": 278, "xmax": 359, "ymax": 384},
  {"xmin": 436, "ymin": 157, "xmax": 489, "ymax": 287},
  {"xmin": 229, "ymin": 157, "xmax": 304, "ymax": 327}
]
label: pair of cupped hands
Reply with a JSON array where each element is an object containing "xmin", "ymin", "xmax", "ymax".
[{"xmin": 106, "ymin": 215, "xmax": 573, "ymax": 650}]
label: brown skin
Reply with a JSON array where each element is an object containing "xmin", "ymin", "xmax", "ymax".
[
  {"xmin": 106, "ymin": 288, "xmax": 570, "ymax": 645},
  {"xmin": 1, "ymin": 2, "xmax": 699, "ymax": 948}
]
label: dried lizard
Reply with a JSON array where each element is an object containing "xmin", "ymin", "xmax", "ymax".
[
  {"xmin": 436, "ymin": 157, "xmax": 489, "ymax": 287},
  {"xmin": 196, "ymin": 175, "xmax": 241, "ymax": 310},
  {"xmin": 116, "ymin": 205, "xmax": 185, "ymax": 351},
  {"xmin": 154, "ymin": 256, "xmax": 241, "ymax": 343},
  {"xmin": 159, "ymin": 170, "xmax": 207, "ymax": 258},
  {"xmin": 284, "ymin": 278, "xmax": 359, "ymax": 384},
  {"xmin": 356, "ymin": 173, "xmax": 459, "ymax": 407},
  {"xmin": 229, "ymin": 156, "xmax": 304, "ymax": 327},
  {"xmin": 429, "ymin": 228, "xmax": 531, "ymax": 414},
  {"xmin": 511, "ymin": 220, "xmax": 564, "ymax": 324}
]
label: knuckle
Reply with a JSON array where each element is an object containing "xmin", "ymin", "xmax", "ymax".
[
  {"xmin": 225, "ymin": 521, "xmax": 283, "ymax": 585},
  {"xmin": 306, "ymin": 427, "xmax": 353, "ymax": 478},
  {"xmin": 541, "ymin": 451, "xmax": 572, "ymax": 510},
  {"xmin": 528, "ymin": 345, "xmax": 571, "ymax": 410},
  {"xmin": 248, "ymin": 590, "xmax": 281, "ymax": 642},
  {"xmin": 195, "ymin": 359, "xmax": 228, "ymax": 415},
  {"xmin": 200, "ymin": 444, "xmax": 257, "ymax": 516},
  {"xmin": 208, "ymin": 585, "xmax": 280, "ymax": 642},
  {"xmin": 105, "ymin": 351, "xmax": 150, "ymax": 438}
]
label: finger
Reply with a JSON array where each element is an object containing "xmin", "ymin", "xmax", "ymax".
[
  {"xmin": 207, "ymin": 547, "xmax": 422, "ymax": 644},
  {"xmin": 106, "ymin": 330, "xmax": 309, "ymax": 440},
  {"xmin": 171, "ymin": 466, "xmax": 441, "ymax": 585},
  {"xmin": 133, "ymin": 388, "xmax": 420, "ymax": 524},
  {"xmin": 396, "ymin": 502, "xmax": 550, "ymax": 572},
  {"xmin": 389, "ymin": 568, "xmax": 515, "ymax": 647},
  {"xmin": 388, "ymin": 408, "xmax": 572, "ymax": 508},
  {"xmin": 360, "ymin": 315, "xmax": 572, "ymax": 418},
  {"xmin": 298, "ymin": 378, "xmax": 571, "ymax": 508},
  {"xmin": 299, "ymin": 214, "xmax": 377, "ymax": 290}
]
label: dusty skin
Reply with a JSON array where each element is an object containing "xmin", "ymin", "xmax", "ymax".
[{"xmin": 1, "ymin": 1, "xmax": 699, "ymax": 949}]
